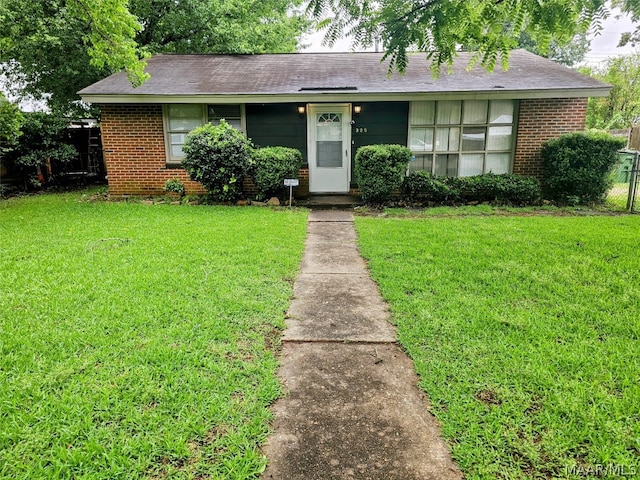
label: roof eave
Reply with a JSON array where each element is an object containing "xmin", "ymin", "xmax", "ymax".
[{"xmin": 80, "ymin": 87, "xmax": 611, "ymax": 105}]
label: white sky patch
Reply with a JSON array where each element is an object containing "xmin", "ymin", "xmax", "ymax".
[{"xmin": 584, "ymin": 7, "xmax": 638, "ymax": 65}]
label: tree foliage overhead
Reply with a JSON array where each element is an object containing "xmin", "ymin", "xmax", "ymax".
[
  {"xmin": 0, "ymin": 0, "xmax": 308, "ymax": 114},
  {"xmin": 582, "ymin": 54, "xmax": 640, "ymax": 130},
  {"xmin": 516, "ymin": 31, "xmax": 590, "ymax": 67},
  {"xmin": 308, "ymin": 0, "xmax": 619, "ymax": 74},
  {"xmin": 0, "ymin": 0, "xmax": 148, "ymax": 108},
  {"xmin": 613, "ymin": 0, "xmax": 640, "ymax": 47},
  {"xmin": 0, "ymin": 93, "xmax": 23, "ymax": 160}
]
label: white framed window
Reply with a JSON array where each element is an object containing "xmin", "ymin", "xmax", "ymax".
[
  {"xmin": 408, "ymin": 100, "xmax": 517, "ymax": 176},
  {"xmin": 208, "ymin": 104, "xmax": 246, "ymax": 133},
  {"xmin": 163, "ymin": 104, "xmax": 245, "ymax": 164}
]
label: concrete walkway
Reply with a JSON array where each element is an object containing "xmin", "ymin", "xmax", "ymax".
[{"xmin": 262, "ymin": 210, "xmax": 462, "ymax": 480}]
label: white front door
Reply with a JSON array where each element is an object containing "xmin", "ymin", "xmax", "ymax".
[{"xmin": 307, "ymin": 104, "xmax": 351, "ymax": 193}]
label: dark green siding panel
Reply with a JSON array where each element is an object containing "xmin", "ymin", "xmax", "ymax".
[
  {"xmin": 246, "ymin": 104, "xmax": 308, "ymax": 162},
  {"xmin": 351, "ymin": 102, "xmax": 409, "ymax": 180},
  {"xmin": 246, "ymin": 102, "xmax": 409, "ymax": 174}
]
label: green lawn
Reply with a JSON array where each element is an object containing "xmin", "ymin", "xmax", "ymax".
[
  {"xmin": 0, "ymin": 191, "xmax": 307, "ymax": 479},
  {"xmin": 355, "ymin": 214, "xmax": 640, "ymax": 479}
]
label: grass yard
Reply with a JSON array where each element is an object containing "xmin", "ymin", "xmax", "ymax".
[
  {"xmin": 355, "ymin": 213, "xmax": 640, "ymax": 479},
  {"xmin": 0, "ymin": 191, "xmax": 307, "ymax": 479}
]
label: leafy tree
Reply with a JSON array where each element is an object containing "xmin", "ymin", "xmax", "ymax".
[
  {"xmin": 582, "ymin": 54, "xmax": 640, "ymax": 130},
  {"xmin": 0, "ymin": 93, "xmax": 23, "ymax": 161},
  {"xmin": 5, "ymin": 112, "xmax": 78, "ymax": 188},
  {"xmin": 516, "ymin": 31, "xmax": 590, "ymax": 67},
  {"xmin": 308, "ymin": 0, "xmax": 622, "ymax": 74},
  {"xmin": 0, "ymin": 0, "xmax": 148, "ymax": 105},
  {"xmin": 614, "ymin": 0, "xmax": 640, "ymax": 47},
  {"xmin": 0, "ymin": 0, "xmax": 308, "ymax": 114}
]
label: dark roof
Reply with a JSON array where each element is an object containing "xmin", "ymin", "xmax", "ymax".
[{"xmin": 79, "ymin": 50, "xmax": 609, "ymax": 102}]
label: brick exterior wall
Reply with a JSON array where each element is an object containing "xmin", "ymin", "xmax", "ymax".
[
  {"xmin": 101, "ymin": 99, "xmax": 588, "ymax": 196},
  {"xmin": 513, "ymin": 98, "xmax": 588, "ymax": 179},
  {"xmin": 100, "ymin": 104, "xmax": 206, "ymax": 196}
]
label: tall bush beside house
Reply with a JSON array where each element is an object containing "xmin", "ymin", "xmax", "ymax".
[
  {"xmin": 541, "ymin": 131, "xmax": 627, "ymax": 204},
  {"xmin": 250, "ymin": 146, "xmax": 302, "ymax": 200},
  {"xmin": 4, "ymin": 112, "xmax": 77, "ymax": 189},
  {"xmin": 354, "ymin": 144, "xmax": 411, "ymax": 205},
  {"xmin": 182, "ymin": 120, "xmax": 253, "ymax": 201}
]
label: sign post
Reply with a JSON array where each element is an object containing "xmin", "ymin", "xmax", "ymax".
[{"xmin": 284, "ymin": 178, "xmax": 299, "ymax": 208}]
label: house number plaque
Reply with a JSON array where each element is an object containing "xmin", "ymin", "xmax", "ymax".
[{"xmin": 355, "ymin": 127, "xmax": 368, "ymax": 133}]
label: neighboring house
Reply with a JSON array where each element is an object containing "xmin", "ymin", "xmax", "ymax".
[{"xmin": 79, "ymin": 50, "xmax": 610, "ymax": 197}]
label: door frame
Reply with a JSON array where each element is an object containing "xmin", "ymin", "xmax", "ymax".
[{"xmin": 307, "ymin": 103, "xmax": 352, "ymax": 193}]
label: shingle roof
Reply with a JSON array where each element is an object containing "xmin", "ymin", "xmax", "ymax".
[{"xmin": 79, "ymin": 50, "xmax": 609, "ymax": 102}]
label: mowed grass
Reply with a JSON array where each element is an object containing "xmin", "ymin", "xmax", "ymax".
[
  {"xmin": 355, "ymin": 214, "xmax": 640, "ymax": 479},
  {"xmin": 0, "ymin": 192, "xmax": 307, "ymax": 479}
]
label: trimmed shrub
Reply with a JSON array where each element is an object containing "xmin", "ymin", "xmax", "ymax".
[
  {"xmin": 401, "ymin": 172, "xmax": 541, "ymax": 206},
  {"xmin": 354, "ymin": 144, "xmax": 411, "ymax": 205},
  {"xmin": 541, "ymin": 131, "xmax": 626, "ymax": 204},
  {"xmin": 446, "ymin": 173, "xmax": 541, "ymax": 205},
  {"xmin": 182, "ymin": 120, "xmax": 253, "ymax": 201},
  {"xmin": 250, "ymin": 146, "xmax": 303, "ymax": 200},
  {"xmin": 401, "ymin": 171, "xmax": 453, "ymax": 203}
]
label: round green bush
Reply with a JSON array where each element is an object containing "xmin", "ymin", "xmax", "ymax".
[
  {"xmin": 182, "ymin": 120, "xmax": 253, "ymax": 201},
  {"xmin": 250, "ymin": 146, "xmax": 303, "ymax": 200},
  {"xmin": 354, "ymin": 144, "xmax": 411, "ymax": 205},
  {"xmin": 541, "ymin": 131, "xmax": 626, "ymax": 204}
]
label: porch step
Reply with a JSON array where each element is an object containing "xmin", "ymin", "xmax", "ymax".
[{"xmin": 302, "ymin": 194, "xmax": 363, "ymax": 209}]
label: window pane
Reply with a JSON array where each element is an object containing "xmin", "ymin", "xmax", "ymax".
[
  {"xmin": 489, "ymin": 100, "xmax": 514, "ymax": 124},
  {"xmin": 170, "ymin": 133, "xmax": 187, "ymax": 144},
  {"xmin": 168, "ymin": 104, "xmax": 202, "ymax": 131},
  {"xmin": 208, "ymin": 104, "xmax": 242, "ymax": 119},
  {"xmin": 410, "ymin": 101, "xmax": 435, "ymax": 125},
  {"xmin": 435, "ymin": 154, "xmax": 458, "ymax": 176},
  {"xmin": 408, "ymin": 154, "xmax": 433, "ymax": 174},
  {"xmin": 210, "ymin": 118, "xmax": 243, "ymax": 130},
  {"xmin": 486, "ymin": 153, "xmax": 510, "ymax": 174},
  {"xmin": 462, "ymin": 127, "xmax": 486, "ymax": 151},
  {"xmin": 316, "ymin": 113, "xmax": 342, "ymax": 142},
  {"xmin": 459, "ymin": 153, "xmax": 484, "ymax": 176},
  {"xmin": 435, "ymin": 127, "xmax": 460, "ymax": 151},
  {"xmin": 409, "ymin": 127, "xmax": 434, "ymax": 151},
  {"xmin": 436, "ymin": 101, "xmax": 461, "ymax": 124},
  {"xmin": 487, "ymin": 126, "xmax": 513, "ymax": 150},
  {"xmin": 171, "ymin": 144, "xmax": 185, "ymax": 158},
  {"xmin": 317, "ymin": 142, "xmax": 342, "ymax": 167},
  {"xmin": 463, "ymin": 100, "xmax": 488, "ymax": 124},
  {"xmin": 170, "ymin": 133, "xmax": 188, "ymax": 158}
]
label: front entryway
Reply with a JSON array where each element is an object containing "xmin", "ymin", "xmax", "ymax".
[{"xmin": 307, "ymin": 104, "xmax": 352, "ymax": 193}]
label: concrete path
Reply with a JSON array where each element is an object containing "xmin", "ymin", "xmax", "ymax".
[{"xmin": 262, "ymin": 210, "xmax": 462, "ymax": 480}]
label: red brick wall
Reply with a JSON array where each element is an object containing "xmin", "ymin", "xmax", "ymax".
[
  {"xmin": 101, "ymin": 99, "xmax": 588, "ymax": 196},
  {"xmin": 100, "ymin": 104, "xmax": 206, "ymax": 196},
  {"xmin": 513, "ymin": 98, "xmax": 587, "ymax": 178},
  {"xmin": 101, "ymin": 104, "xmax": 311, "ymax": 198}
]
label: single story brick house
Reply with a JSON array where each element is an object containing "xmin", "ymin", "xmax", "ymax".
[{"xmin": 79, "ymin": 50, "xmax": 610, "ymax": 197}]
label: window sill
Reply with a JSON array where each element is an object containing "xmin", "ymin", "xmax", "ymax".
[{"xmin": 164, "ymin": 163, "xmax": 184, "ymax": 170}]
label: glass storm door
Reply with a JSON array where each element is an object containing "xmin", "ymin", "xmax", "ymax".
[{"xmin": 308, "ymin": 104, "xmax": 351, "ymax": 193}]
